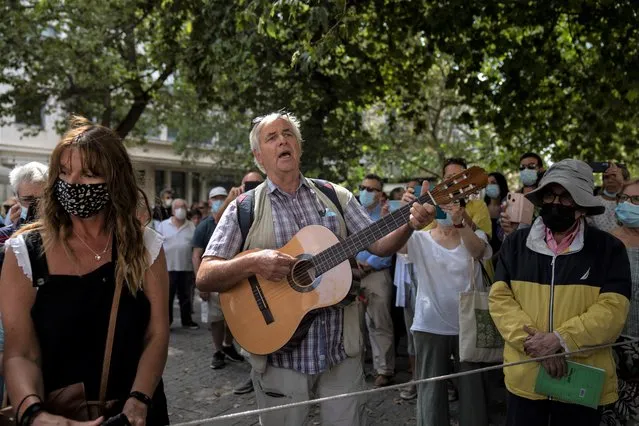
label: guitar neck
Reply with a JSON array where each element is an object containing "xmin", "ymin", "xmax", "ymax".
[{"xmin": 312, "ymin": 193, "xmax": 436, "ymax": 275}]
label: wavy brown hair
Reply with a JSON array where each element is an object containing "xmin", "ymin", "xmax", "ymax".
[{"xmin": 18, "ymin": 116, "xmax": 151, "ymax": 293}]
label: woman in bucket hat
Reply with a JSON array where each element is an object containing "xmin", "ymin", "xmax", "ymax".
[{"xmin": 489, "ymin": 159, "xmax": 632, "ymax": 426}]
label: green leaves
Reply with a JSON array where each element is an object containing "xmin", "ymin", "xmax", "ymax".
[{"xmin": 3, "ymin": 0, "xmax": 637, "ymax": 183}]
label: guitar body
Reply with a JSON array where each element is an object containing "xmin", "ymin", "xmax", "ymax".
[
  {"xmin": 220, "ymin": 225, "xmax": 352, "ymax": 355},
  {"xmin": 219, "ymin": 166, "xmax": 489, "ymax": 355}
]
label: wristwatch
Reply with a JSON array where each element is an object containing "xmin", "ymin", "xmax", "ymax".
[{"xmin": 453, "ymin": 222, "xmax": 465, "ymax": 229}]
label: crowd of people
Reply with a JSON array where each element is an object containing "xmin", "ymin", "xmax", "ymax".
[{"xmin": 0, "ymin": 112, "xmax": 636, "ymax": 426}]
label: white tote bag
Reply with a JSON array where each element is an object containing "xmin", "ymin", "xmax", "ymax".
[{"xmin": 458, "ymin": 258, "xmax": 504, "ymax": 363}]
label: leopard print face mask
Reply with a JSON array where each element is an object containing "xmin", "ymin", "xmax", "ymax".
[{"xmin": 54, "ymin": 178, "xmax": 110, "ymax": 218}]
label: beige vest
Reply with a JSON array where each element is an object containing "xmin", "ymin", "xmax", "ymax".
[{"xmin": 242, "ymin": 179, "xmax": 363, "ymax": 373}]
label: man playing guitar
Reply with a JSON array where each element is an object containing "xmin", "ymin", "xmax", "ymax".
[{"xmin": 196, "ymin": 111, "xmax": 435, "ymax": 426}]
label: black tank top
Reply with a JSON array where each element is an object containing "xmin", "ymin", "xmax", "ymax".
[{"xmin": 25, "ymin": 232, "xmax": 169, "ymax": 425}]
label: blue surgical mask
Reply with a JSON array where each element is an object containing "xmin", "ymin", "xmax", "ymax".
[
  {"xmin": 211, "ymin": 199, "xmax": 224, "ymax": 214},
  {"xmin": 436, "ymin": 212, "xmax": 454, "ymax": 227},
  {"xmin": 603, "ymin": 188, "xmax": 618, "ymax": 198},
  {"xmin": 359, "ymin": 190, "xmax": 377, "ymax": 208},
  {"xmin": 485, "ymin": 184, "xmax": 501, "ymax": 199},
  {"xmin": 20, "ymin": 206, "xmax": 28, "ymax": 220},
  {"xmin": 615, "ymin": 202, "xmax": 639, "ymax": 228},
  {"xmin": 520, "ymin": 169, "xmax": 538, "ymax": 187}
]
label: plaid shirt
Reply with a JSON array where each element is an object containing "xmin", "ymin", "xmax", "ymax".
[{"xmin": 204, "ymin": 176, "xmax": 372, "ymax": 374}]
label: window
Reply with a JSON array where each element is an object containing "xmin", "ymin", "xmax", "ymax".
[
  {"xmin": 146, "ymin": 127, "xmax": 162, "ymax": 139},
  {"xmin": 192, "ymin": 173, "xmax": 201, "ymax": 203},
  {"xmin": 167, "ymin": 127, "xmax": 178, "ymax": 141},
  {"xmin": 15, "ymin": 104, "xmax": 45, "ymax": 128},
  {"xmin": 171, "ymin": 171, "xmax": 186, "ymax": 199},
  {"xmin": 155, "ymin": 170, "xmax": 165, "ymax": 201}
]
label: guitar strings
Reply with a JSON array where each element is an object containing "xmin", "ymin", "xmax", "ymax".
[
  {"xmin": 308, "ymin": 184, "xmax": 458, "ymax": 276},
  {"xmin": 258, "ymin": 176, "xmax": 482, "ymax": 304},
  {"xmin": 289, "ymin": 184, "xmax": 464, "ymax": 283}
]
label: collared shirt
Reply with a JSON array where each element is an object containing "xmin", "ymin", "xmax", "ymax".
[
  {"xmin": 204, "ymin": 175, "xmax": 373, "ymax": 374},
  {"xmin": 156, "ymin": 218, "xmax": 195, "ymax": 271},
  {"xmin": 545, "ymin": 220, "xmax": 581, "ymax": 255},
  {"xmin": 356, "ymin": 203, "xmax": 393, "ymax": 270}
]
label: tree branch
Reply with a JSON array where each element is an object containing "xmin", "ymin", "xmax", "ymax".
[{"xmin": 115, "ymin": 62, "xmax": 175, "ymax": 139}]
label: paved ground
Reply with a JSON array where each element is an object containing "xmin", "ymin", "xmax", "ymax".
[{"xmin": 164, "ymin": 300, "xmax": 507, "ymax": 426}]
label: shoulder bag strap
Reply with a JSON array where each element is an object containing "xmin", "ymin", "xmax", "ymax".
[
  {"xmin": 469, "ymin": 257, "xmax": 477, "ymax": 292},
  {"xmin": 310, "ymin": 179, "xmax": 345, "ymax": 218},
  {"xmin": 237, "ymin": 190, "xmax": 256, "ymax": 248},
  {"xmin": 24, "ymin": 232, "xmax": 49, "ymax": 288},
  {"xmin": 99, "ymin": 235, "xmax": 122, "ymax": 406}
]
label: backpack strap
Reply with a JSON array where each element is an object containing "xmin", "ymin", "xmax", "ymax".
[
  {"xmin": 24, "ymin": 232, "xmax": 49, "ymax": 288},
  {"xmin": 237, "ymin": 190, "xmax": 256, "ymax": 249},
  {"xmin": 236, "ymin": 179, "xmax": 346, "ymax": 247},
  {"xmin": 311, "ymin": 179, "xmax": 345, "ymax": 223}
]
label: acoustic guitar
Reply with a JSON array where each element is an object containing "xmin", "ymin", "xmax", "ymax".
[{"xmin": 220, "ymin": 166, "xmax": 488, "ymax": 354}]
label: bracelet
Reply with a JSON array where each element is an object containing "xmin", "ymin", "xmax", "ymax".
[
  {"xmin": 19, "ymin": 402, "xmax": 44, "ymax": 426},
  {"xmin": 129, "ymin": 391, "xmax": 153, "ymax": 407},
  {"xmin": 16, "ymin": 395, "xmax": 42, "ymax": 424},
  {"xmin": 453, "ymin": 222, "xmax": 465, "ymax": 229}
]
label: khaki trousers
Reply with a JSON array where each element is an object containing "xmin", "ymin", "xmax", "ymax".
[
  {"xmin": 361, "ymin": 269, "xmax": 395, "ymax": 375},
  {"xmin": 252, "ymin": 356, "xmax": 367, "ymax": 426}
]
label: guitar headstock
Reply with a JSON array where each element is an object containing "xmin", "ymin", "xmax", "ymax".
[{"xmin": 427, "ymin": 166, "xmax": 489, "ymax": 205}]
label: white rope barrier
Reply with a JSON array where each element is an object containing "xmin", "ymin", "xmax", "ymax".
[{"xmin": 171, "ymin": 337, "xmax": 639, "ymax": 425}]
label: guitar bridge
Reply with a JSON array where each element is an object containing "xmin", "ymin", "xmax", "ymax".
[{"xmin": 249, "ymin": 275, "xmax": 274, "ymax": 324}]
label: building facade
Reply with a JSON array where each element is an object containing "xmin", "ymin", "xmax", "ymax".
[{"xmin": 0, "ymin": 114, "xmax": 241, "ymax": 207}]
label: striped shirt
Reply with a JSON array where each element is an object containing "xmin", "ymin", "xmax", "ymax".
[{"xmin": 204, "ymin": 176, "xmax": 372, "ymax": 374}]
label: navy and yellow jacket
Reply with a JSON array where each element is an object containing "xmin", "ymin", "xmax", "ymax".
[{"xmin": 489, "ymin": 217, "xmax": 631, "ymax": 405}]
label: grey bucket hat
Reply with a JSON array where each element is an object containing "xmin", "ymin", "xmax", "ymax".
[{"xmin": 525, "ymin": 159, "xmax": 605, "ymax": 216}]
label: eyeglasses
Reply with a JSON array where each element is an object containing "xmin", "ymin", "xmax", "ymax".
[
  {"xmin": 618, "ymin": 194, "xmax": 639, "ymax": 205},
  {"xmin": 359, "ymin": 185, "xmax": 381, "ymax": 193},
  {"xmin": 18, "ymin": 196, "xmax": 40, "ymax": 206},
  {"xmin": 519, "ymin": 164, "xmax": 539, "ymax": 171},
  {"xmin": 542, "ymin": 191, "xmax": 575, "ymax": 206}
]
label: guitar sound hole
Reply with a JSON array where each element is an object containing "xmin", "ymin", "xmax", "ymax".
[{"xmin": 288, "ymin": 258, "xmax": 320, "ymax": 293}]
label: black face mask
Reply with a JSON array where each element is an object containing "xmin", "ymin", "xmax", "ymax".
[
  {"xmin": 540, "ymin": 203, "xmax": 578, "ymax": 233},
  {"xmin": 55, "ymin": 179, "xmax": 110, "ymax": 218}
]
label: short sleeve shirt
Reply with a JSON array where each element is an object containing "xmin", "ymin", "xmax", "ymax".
[{"xmin": 192, "ymin": 216, "xmax": 216, "ymax": 250}]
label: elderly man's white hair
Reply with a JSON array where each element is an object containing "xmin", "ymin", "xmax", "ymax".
[
  {"xmin": 9, "ymin": 162, "xmax": 48, "ymax": 194},
  {"xmin": 249, "ymin": 112, "xmax": 303, "ymax": 173},
  {"xmin": 171, "ymin": 198, "xmax": 187, "ymax": 210}
]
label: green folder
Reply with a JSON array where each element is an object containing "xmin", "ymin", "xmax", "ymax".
[{"xmin": 534, "ymin": 360, "xmax": 605, "ymax": 409}]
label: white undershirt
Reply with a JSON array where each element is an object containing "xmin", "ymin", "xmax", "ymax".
[
  {"xmin": 6, "ymin": 227, "xmax": 164, "ymax": 282},
  {"xmin": 407, "ymin": 229, "xmax": 491, "ymax": 335}
]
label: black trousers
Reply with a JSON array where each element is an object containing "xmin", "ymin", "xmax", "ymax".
[
  {"xmin": 169, "ymin": 271, "xmax": 194, "ymax": 325},
  {"xmin": 506, "ymin": 391, "xmax": 601, "ymax": 426}
]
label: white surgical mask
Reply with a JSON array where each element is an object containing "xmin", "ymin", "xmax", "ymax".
[
  {"xmin": 164, "ymin": 198, "xmax": 173, "ymax": 208},
  {"xmin": 174, "ymin": 208, "xmax": 187, "ymax": 220}
]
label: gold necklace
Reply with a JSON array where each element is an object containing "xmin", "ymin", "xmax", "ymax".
[{"xmin": 73, "ymin": 231, "xmax": 112, "ymax": 261}]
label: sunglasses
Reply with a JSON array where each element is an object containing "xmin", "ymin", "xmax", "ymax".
[
  {"xmin": 541, "ymin": 191, "xmax": 575, "ymax": 207},
  {"xmin": 359, "ymin": 185, "xmax": 381, "ymax": 193},
  {"xmin": 519, "ymin": 164, "xmax": 539, "ymax": 171}
]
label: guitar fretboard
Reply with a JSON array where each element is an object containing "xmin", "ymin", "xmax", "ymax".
[{"xmin": 311, "ymin": 192, "xmax": 437, "ymax": 275}]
